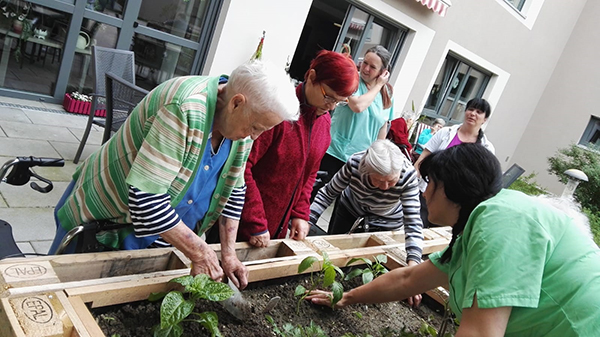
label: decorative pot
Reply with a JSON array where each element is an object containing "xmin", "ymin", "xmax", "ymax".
[
  {"xmin": 12, "ymin": 20, "xmax": 22, "ymax": 34},
  {"xmin": 76, "ymin": 31, "xmax": 90, "ymax": 50}
]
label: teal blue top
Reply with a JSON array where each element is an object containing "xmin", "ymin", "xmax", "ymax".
[
  {"xmin": 430, "ymin": 189, "xmax": 600, "ymax": 337},
  {"xmin": 327, "ymin": 78, "xmax": 394, "ymax": 162}
]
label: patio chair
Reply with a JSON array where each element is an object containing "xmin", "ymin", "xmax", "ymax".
[
  {"xmin": 73, "ymin": 46, "xmax": 135, "ymax": 164},
  {"xmin": 102, "ymin": 72, "xmax": 149, "ymax": 143}
]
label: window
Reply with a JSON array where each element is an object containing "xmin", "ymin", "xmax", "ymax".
[
  {"xmin": 504, "ymin": 0, "xmax": 526, "ymax": 11},
  {"xmin": 423, "ymin": 54, "xmax": 491, "ymax": 124},
  {"xmin": 579, "ymin": 116, "xmax": 600, "ymax": 149},
  {"xmin": 287, "ymin": 0, "xmax": 407, "ymax": 82}
]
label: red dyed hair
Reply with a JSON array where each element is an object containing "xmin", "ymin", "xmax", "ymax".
[{"xmin": 304, "ymin": 50, "xmax": 359, "ymax": 97}]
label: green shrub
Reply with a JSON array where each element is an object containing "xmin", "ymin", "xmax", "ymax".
[
  {"xmin": 548, "ymin": 144, "xmax": 600, "ymax": 214},
  {"xmin": 507, "ymin": 173, "xmax": 546, "ymax": 196},
  {"xmin": 582, "ymin": 207, "xmax": 600, "ymax": 245}
]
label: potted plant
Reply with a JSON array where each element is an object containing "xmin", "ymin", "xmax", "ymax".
[
  {"xmin": 0, "ymin": 0, "xmax": 34, "ymax": 62},
  {"xmin": 63, "ymin": 91, "xmax": 107, "ymax": 117}
]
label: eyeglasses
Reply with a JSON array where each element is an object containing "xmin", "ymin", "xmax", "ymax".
[{"xmin": 320, "ymin": 84, "xmax": 348, "ymax": 107}]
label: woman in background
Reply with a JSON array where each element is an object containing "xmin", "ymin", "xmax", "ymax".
[{"xmin": 312, "ymin": 45, "xmax": 394, "ymax": 200}]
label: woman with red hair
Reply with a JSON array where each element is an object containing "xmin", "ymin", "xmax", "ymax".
[{"xmin": 235, "ymin": 50, "xmax": 359, "ymax": 247}]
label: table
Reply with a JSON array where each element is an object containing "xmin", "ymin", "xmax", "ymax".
[{"xmin": 0, "ymin": 28, "xmax": 92, "ymax": 91}]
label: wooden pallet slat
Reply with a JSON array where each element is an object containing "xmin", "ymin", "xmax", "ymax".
[{"xmin": 0, "ymin": 228, "xmax": 452, "ymax": 336}]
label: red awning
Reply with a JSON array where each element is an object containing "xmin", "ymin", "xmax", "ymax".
[{"xmin": 415, "ymin": 0, "xmax": 452, "ymax": 17}]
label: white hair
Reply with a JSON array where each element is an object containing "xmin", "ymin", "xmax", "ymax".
[
  {"xmin": 228, "ymin": 60, "xmax": 299, "ymax": 122},
  {"xmin": 534, "ymin": 194, "xmax": 595, "ymax": 243},
  {"xmin": 358, "ymin": 139, "xmax": 406, "ymax": 176}
]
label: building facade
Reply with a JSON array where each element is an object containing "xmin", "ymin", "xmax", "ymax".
[{"xmin": 1, "ymin": 0, "xmax": 597, "ymax": 194}]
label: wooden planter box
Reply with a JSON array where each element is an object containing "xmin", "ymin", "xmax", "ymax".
[
  {"xmin": 0, "ymin": 228, "xmax": 452, "ymax": 337},
  {"xmin": 63, "ymin": 94, "xmax": 106, "ymax": 118}
]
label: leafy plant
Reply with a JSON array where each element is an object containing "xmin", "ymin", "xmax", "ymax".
[
  {"xmin": 344, "ymin": 254, "xmax": 388, "ymax": 284},
  {"xmin": 295, "ymin": 252, "xmax": 345, "ymax": 311},
  {"xmin": 507, "ymin": 173, "xmax": 546, "ymax": 196},
  {"xmin": 548, "ymin": 144, "xmax": 600, "ymax": 213},
  {"xmin": 266, "ymin": 315, "xmax": 328, "ymax": 337},
  {"xmin": 150, "ymin": 274, "xmax": 233, "ymax": 337}
]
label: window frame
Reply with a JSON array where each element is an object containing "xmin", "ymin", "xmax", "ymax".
[
  {"xmin": 579, "ymin": 116, "xmax": 600, "ymax": 149},
  {"xmin": 422, "ymin": 53, "xmax": 492, "ymax": 124},
  {"xmin": 333, "ymin": 3, "xmax": 408, "ymax": 72}
]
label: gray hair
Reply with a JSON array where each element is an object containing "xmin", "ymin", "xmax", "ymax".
[
  {"xmin": 433, "ymin": 118, "xmax": 446, "ymax": 127},
  {"xmin": 228, "ymin": 60, "xmax": 299, "ymax": 122},
  {"xmin": 358, "ymin": 139, "xmax": 405, "ymax": 176}
]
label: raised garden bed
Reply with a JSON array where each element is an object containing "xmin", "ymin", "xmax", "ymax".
[{"xmin": 0, "ymin": 228, "xmax": 452, "ymax": 337}]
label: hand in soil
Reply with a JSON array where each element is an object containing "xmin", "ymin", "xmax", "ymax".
[{"xmin": 304, "ymin": 289, "xmax": 348, "ymax": 309}]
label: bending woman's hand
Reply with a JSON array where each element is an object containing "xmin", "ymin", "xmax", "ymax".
[{"xmin": 304, "ymin": 290, "xmax": 350, "ymax": 309}]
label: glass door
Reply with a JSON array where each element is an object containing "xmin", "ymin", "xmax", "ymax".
[{"xmin": 0, "ymin": 0, "xmax": 222, "ymax": 102}]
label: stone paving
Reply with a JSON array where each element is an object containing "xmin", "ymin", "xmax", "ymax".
[{"xmin": 0, "ymin": 97, "xmax": 331, "ymax": 257}]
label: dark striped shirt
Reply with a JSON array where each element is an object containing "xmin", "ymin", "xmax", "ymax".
[{"xmin": 310, "ymin": 150, "xmax": 423, "ymax": 262}]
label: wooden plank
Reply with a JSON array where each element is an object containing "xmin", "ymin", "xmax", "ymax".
[
  {"xmin": 54, "ymin": 292, "xmax": 91, "ymax": 337},
  {"xmin": 7, "ymin": 292, "xmax": 73, "ymax": 337},
  {"xmin": 0, "ymin": 297, "xmax": 26, "ymax": 337},
  {"xmin": 0, "ymin": 261, "xmax": 60, "ymax": 288},
  {"xmin": 67, "ymin": 297, "xmax": 105, "ymax": 337}
]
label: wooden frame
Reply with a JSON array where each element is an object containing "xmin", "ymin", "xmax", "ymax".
[{"xmin": 0, "ymin": 228, "xmax": 451, "ymax": 336}]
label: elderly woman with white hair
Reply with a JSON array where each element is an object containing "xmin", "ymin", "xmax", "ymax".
[
  {"xmin": 310, "ymin": 140, "xmax": 423, "ymax": 268},
  {"xmin": 49, "ymin": 60, "xmax": 299, "ymax": 290}
]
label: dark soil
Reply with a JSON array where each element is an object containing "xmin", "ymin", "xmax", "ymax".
[{"xmin": 95, "ymin": 272, "xmax": 451, "ymax": 337}]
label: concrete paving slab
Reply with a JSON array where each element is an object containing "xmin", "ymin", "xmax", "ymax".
[
  {"xmin": 16, "ymin": 242, "xmax": 35, "ymax": 255},
  {"xmin": 0, "ymin": 138, "xmax": 61, "ymax": 157},
  {"xmin": 0, "ymin": 196, "xmax": 7, "ymax": 208},
  {"xmin": 23, "ymin": 110, "xmax": 89, "ymax": 129},
  {"xmin": 0, "ymin": 107, "xmax": 32, "ymax": 123},
  {"xmin": 0, "ymin": 181, "xmax": 68, "ymax": 208},
  {"xmin": 31, "ymin": 240, "xmax": 53, "ymax": 255},
  {"xmin": 50, "ymin": 140, "xmax": 101, "ymax": 162},
  {"xmin": 0, "ymin": 208, "xmax": 56, "ymax": 242},
  {"xmin": 68, "ymin": 126, "xmax": 104, "ymax": 145},
  {"xmin": 0, "ymin": 97, "xmax": 47, "ymax": 107},
  {"xmin": 1, "ymin": 121, "xmax": 80, "ymax": 143}
]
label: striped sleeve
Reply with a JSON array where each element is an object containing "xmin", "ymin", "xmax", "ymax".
[
  {"xmin": 128, "ymin": 186, "xmax": 181, "ymax": 237},
  {"xmin": 398, "ymin": 166, "xmax": 424, "ymax": 263},
  {"xmin": 221, "ymin": 185, "xmax": 246, "ymax": 220},
  {"xmin": 309, "ymin": 160, "xmax": 354, "ymax": 226}
]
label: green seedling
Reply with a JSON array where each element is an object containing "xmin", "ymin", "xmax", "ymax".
[
  {"xmin": 266, "ymin": 315, "xmax": 328, "ymax": 337},
  {"xmin": 294, "ymin": 252, "xmax": 345, "ymax": 311},
  {"xmin": 149, "ymin": 274, "xmax": 233, "ymax": 337},
  {"xmin": 344, "ymin": 254, "xmax": 388, "ymax": 284}
]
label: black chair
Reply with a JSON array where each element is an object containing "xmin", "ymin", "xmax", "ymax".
[
  {"xmin": 73, "ymin": 46, "xmax": 136, "ymax": 164},
  {"xmin": 102, "ymin": 72, "xmax": 149, "ymax": 142}
]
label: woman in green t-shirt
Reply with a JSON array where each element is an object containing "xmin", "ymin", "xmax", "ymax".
[{"xmin": 307, "ymin": 143, "xmax": 600, "ymax": 336}]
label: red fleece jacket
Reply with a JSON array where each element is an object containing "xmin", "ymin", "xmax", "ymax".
[{"xmin": 238, "ymin": 84, "xmax": 331, "ymax": 240}]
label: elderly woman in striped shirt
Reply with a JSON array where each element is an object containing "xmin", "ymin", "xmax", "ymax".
[{"xmin": 309, "ymin": 139, "xmax": 423, "ymax": 305}]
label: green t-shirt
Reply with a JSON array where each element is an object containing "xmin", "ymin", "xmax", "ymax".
[
  {"xmin": 430, "ymin": 189, "xmax": 600, "ymax": 336},
  {"xmin": 327, "ymin": 78, "xmax": 394, "ymax": 162}
]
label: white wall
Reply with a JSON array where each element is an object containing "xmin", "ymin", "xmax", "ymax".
[
  {"xmin": 204, "ymin": 0, "xmax": 312, "ymax": 76},
  {"xmin": 511, "ymin": 0, "xmax": 600, "ymax": 194}
]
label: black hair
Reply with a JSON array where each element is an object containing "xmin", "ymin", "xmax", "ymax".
[
  {"xmin": 465, "ymin": 98, "xmax": 492, "ymax": 144},
  {"xmin": 420, "ymin": 143, "xmax": 503, "ymax": 263}
]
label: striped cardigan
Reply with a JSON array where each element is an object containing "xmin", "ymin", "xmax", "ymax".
[
  {"xmin": 310, "ymin": 150, "xmax": 423, "ymax": 262},
  {"xmin": 56, "ymin": 76, "xmax": 253, "ymax": 248}
]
